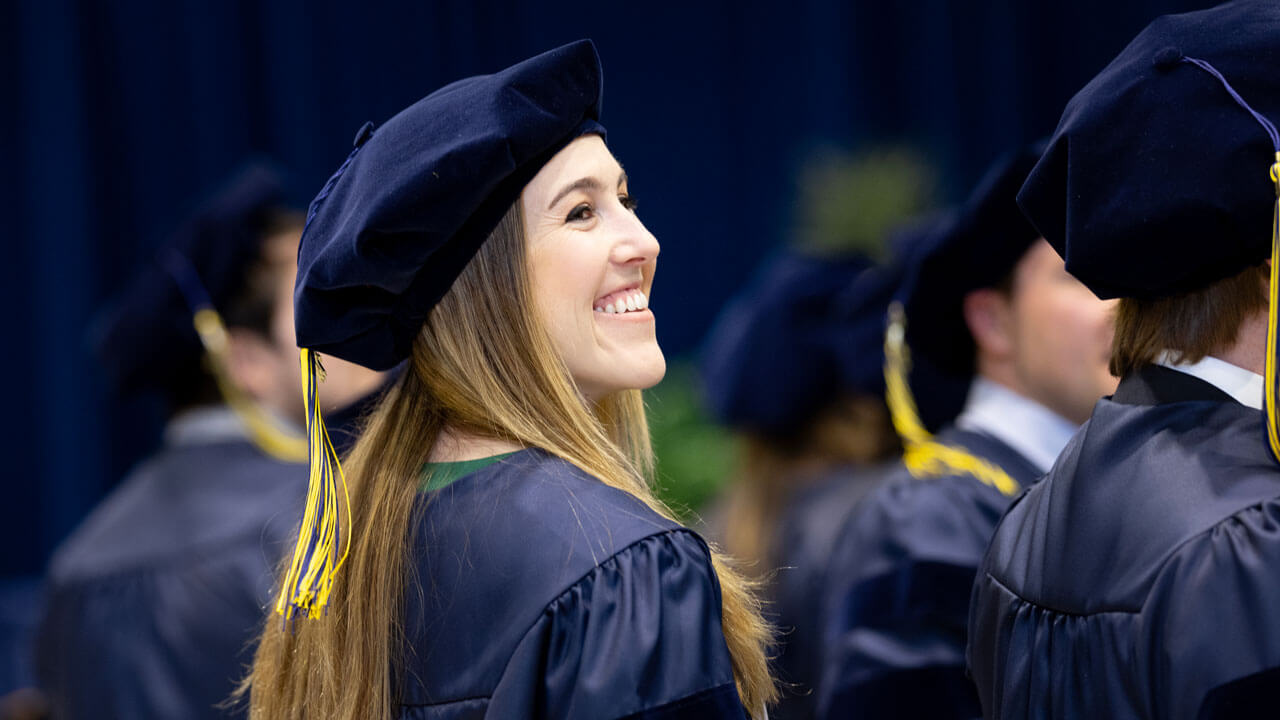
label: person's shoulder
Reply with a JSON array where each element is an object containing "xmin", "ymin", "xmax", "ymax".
[
  {"xmin": 424, "ymin": 448, "xmax": 680, "ymax": 547},
  {"xmin": 48, "ymin": 440, "xmax": 305, "ymax": 584},
  {"xmin": 857, "ymin": 447, "xmax": 1014, "ymax": 539},
  {"xmin": 823, "ymin": 455, "xmax": 1010, "ymax": 592},
  {"xmin": 412, "ymin": 449, "xmax": 691, "ymax": 601},
  {"xmin": 985, "ymin": 399, "xmax": 1280, "ymax": 614}
]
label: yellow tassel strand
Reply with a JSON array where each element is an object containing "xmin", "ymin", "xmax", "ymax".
[
  {"xmin": 1265, "ymin": 152, "xmax": 1280, "ymax": 461},
  {"xmin": 191, "ymin": 309, "xmax": 307, "ymax": 463},
  {"xmin": 883, "ymin": 302, "xmax": 1021, "ymax": 497},
  {"xmin": 275, "ymin": 349, "xmax": 352, "ymax": 621}
]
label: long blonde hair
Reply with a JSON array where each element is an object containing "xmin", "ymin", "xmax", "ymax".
[{"xmin": 241, "ymin": 202, "xmax": 776, "ymax": 718}]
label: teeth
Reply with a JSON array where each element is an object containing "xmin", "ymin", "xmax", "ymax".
[{"xmin": 594, "ymin": 290, "xmax": 649, "ymax": 314}]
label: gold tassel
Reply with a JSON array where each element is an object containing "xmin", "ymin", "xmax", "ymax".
[
  {"xmin": 275, "ymin": 348, "xmax": 352, "ymax": 621},
  {"xmin": 883, "ymin": 302, "xmax": 1021, "ymax": 497},
  {"xmin": 1265, "ymin": 152, "xmax": 1280, "ymax": 460}
]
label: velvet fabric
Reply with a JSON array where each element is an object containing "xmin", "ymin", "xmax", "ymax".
[
  {"xmin": 35, "ymin": 431, "xmax": 306, "ymax": 719},
  {"xmin": 1018, "ymin": 0, "xmax": 1280, "ymax": 300},
  {"xmin": 699, "ymin": 250, "xmax": 877, "ymax": 438},
  {"xmin": 969, "ymin": 365, "xmax": 1280, "ymax": 719},
  {"xmin": 293, "ymin": 40, "xmax": 605, "ymax": 371},
  {"xmin": 816, "ymin": 428, "xmax": 1041, "ymax": 720},
  {"xmin": 897, "ymin": 143, "xmax": 1044, "ymax": 377},
  {"xmin": 395, "ymin": 449, "xmax": 748, "ymax": 719},
  {"xmin": 92, "ymin": 164, "xmax": 286, "ymax": 398}
]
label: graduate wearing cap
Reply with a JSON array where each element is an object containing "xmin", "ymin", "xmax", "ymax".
[
  {"xmin": 698, "ymin": 247, "xmax": 904, "ymax": 720},
  {"xmin": 815, "ymin": 145, "xmax": 1117, "ymax": 719},
  {"xmin": 34, "ymin": 166, "xmax": 384, "ymax": 720},
  {"xmin": 969, "ymin": 3, "xmax": 1280, "ymax": 717},
  {"xmin": 239, "ymin": 41, "xmax": 774, "ymax": 720}
]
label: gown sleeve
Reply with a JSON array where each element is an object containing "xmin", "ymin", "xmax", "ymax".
[
  {"xmin": 1145, "ymin": 501, "xmax": 1280, "ymax": 720},
  {"xmin": 817, "ymin": 478, "xmax": 989, "ymax": 719},
  {"xmin": 486, "ymin": 529, "xmax": 751, "ymax": 720}
]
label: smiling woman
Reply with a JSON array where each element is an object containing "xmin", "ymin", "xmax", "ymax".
[
  {"xmin": 524, "ymin": 136, "xmax": 666, "ymax": 402},
  {"xmin": 238, "ymin": 41, "xmax": 775, "ymax": 720}
]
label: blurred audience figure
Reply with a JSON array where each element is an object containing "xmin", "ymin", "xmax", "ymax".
[
  {"xmin": 816, "ymin": 143, "xmax": 1118, "ymax": 719},
  {"xmin": 699, "ymin": 151, "xmax": 959, "ymax": 720},
  {"xmin": 33, "ymin": 165, "xmax": 383, "ymax": 720}
]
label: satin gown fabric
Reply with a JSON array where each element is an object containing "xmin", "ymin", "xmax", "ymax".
[
  {"xmin": 36, "ymin": 434, "xmax": 306, "ymax": 719},
  {"xmin": 818, "ymin": 428, "xmax": 1041, "ymax": 719},
  {"xmin": 969, "ymin": 365, "xmax": 1280, "ymax": 720},
  {"xmin": 395, "ymin": 449, "xmax": 748, "ymax": 719}
]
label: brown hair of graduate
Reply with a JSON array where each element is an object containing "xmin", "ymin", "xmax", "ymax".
[
  {"xmin": 1110, "ymin": 263, "xmax": 1268, "ymax": 378},
  {"xmin": 721, "ymin": 396, "xmax": 900, "ymax": 579},
  {"xmin": 239, "ymin": 203, "xmax": 777, "ymax": 719}
]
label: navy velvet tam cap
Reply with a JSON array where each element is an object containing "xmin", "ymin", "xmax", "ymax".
[
  {"xmin": 898, "ymin": 142, "xmax": 1045, "ymax": 377},
  {"xmin": 700, "ymin": 250, "xmax": 880, "ymax": 438},
  {"xmin": 92, "ymin": 164, "xmax": 286, "ymax": 397},
  {"xmin": 294, "ymin": 40, "xmax": 605, "ymax": 371},
  {"xmin": 1019, "ymin": 0, "xmax": 1280, "ymax": 300}
]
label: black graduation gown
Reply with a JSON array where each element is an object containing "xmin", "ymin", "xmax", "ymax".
[
  {"xmin": 396, "ymin": 448, "xmax": 750, "ymax": 719},
  {"xmin": 768, "ymin": 463, "xmax": 893, "ymax": 720},
  {"xmin": 817, "ymin": 428, "xmax": 1041, "ymax": 719},
  {"xmin": 968, "ymin": 365, "xmax": 1280, "ymax": 720},
  {"xmin": 36, "ymin": 425, "xmax": 306, "ymax": 719}
]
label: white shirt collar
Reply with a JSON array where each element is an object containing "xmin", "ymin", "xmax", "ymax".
[
  {"xmin": 953, "ymin": 377, "xmax": 1081, "ymax": 474},
  {"xmin": 163, "ymin": 406, "xmax": 251, "ymax": 446},
  {"xmin": 1155, "ymin": 352, "xmax": 1263, "ymax": 409}
]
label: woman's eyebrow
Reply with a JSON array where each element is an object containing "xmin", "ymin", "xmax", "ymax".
[
  {"xmin": 547, "ymin": 177, "xmax": 604, "ymax": 210},
  {"xmin": 546, "ymin": 171, "xmax": 629, "ymax": 210}
]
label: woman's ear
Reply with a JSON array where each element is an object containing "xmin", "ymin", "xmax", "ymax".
[{"xmin": 963, "ymin": 288, "xmax": 1015, "ymax": 360}]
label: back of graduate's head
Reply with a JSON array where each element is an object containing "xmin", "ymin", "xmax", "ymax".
[
  {"xmin": 900, "ymin": 145, "xmax": 1117, "ymax": 425},
  {"xmin": 94, "ymin": 166, "xmax": 306, "ymax": 419},
  {"xmin": 1017, "ymin": 2, "xmax": 1280, "ymax": 381},
  {"xmin": 1110, "ymin": 264, "xmax": 1269, "ymax": 377}
]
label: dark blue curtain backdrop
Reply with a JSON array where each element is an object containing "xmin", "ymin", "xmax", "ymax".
[{"xmin": 4, "ymin": 0, "xmax": 1209, "ymax": 578}]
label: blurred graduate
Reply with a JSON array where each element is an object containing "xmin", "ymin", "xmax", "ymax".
[
  {"xmin": 970, "ymin": 2, "xmax": 1280, "ymax": 717},
  {"xmin": 816, "ymin": 144, "xmax": 1118, "ymax": 718},
  {"xmin": 35, "ymin": 166, "xmax": 384, "ymax": 720},
  {"xmin": 699, "ymin": 246, "xmax": 898, "ymax": 720},
  {"xmin": 698, "ymin": 150, "xmax": 970, "ymax": 719},
  {"xmin": 239, "ymin": 41, "xmax": 776, "ymax": 720}
]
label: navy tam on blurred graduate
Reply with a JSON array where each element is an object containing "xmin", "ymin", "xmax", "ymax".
[
  {"xmin": 34, "ymin": 165, "xmax": 384, "ymax": 720},
  {"xmin": 968, "ymin": 2, "xmax": 1280, "ymax": 718},
  {"xmin": 237, "ymin": 40, "xmax": 776, "ymax": 720},
  {"xmin": 698, "ymin": 245, "xmax": 901, "ymax": 720},
  {"xmin": 815, "ymin": 143, "xmax": 1118, "ymax": 719}
]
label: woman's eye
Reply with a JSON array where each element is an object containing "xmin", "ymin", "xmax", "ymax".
[
  {"xmin": 619, "ymin": 193, "xmax": 638, "ymax": 212},
  {"xmin": 566, "ymin": 203, "xmax": 593, "ymax": 222}
]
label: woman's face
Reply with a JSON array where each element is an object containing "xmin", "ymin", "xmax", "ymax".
[{"xmin": 521, "ymin": 135, "xmax": 666, "ymax": 401}]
